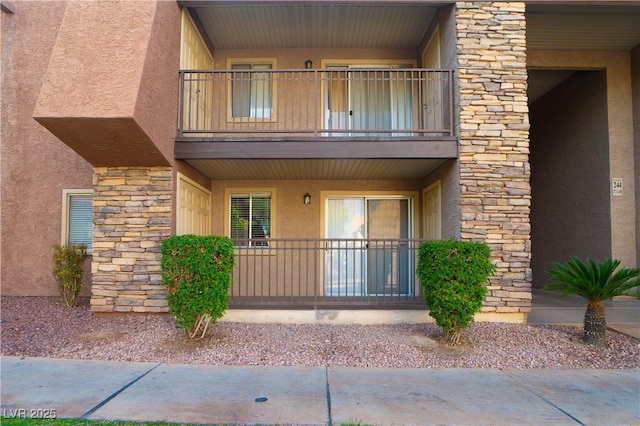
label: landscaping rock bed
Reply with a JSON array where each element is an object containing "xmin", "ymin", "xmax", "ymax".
[{"xmin": 1, "ymin": 297, "xmax": 638, "ymax": 369}]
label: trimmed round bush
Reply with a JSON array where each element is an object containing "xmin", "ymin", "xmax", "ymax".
[
  {"xmin": 417, "ymin": 240, "xmax": 495, "ymax": 344},
  {"xmin": 161, "ymin": 235, "xmax": 235, "ymax": 339}
]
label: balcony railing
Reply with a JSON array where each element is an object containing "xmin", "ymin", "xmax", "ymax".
[
  {"xmin": 178, "ymin": 69, "xmax": 453, "ymax": 139},
  {"xmin": 229, "ymin": 238, "xmax": 425, "ymax": 309}
]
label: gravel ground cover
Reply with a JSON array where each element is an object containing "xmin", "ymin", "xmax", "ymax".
[{"xmin": 1, "ymin": 297, "xmax": 638, "ymax": 369}]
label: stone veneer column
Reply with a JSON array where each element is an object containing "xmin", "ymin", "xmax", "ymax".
[
  {"xmin": 456, "ymin": 2, "xmax": 531, "ymax": 314},
  {"xmin": 91, "ymin": 167, "xmax": 172, "ymax": 313}
]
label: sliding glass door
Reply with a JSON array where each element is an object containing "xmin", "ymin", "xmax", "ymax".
[
  {"xmin": 325, "ymin": 197, "xmax": 413, "ymax": 297},
  {"xmin": 325, "ymin": 65, "xmax": 413, "ymax": 136}
]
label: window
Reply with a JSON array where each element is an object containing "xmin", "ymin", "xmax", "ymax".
[
  {"xmin": 62, "ymin": 190, "xmax": 93, "ymax": 252},
  {"xmin": 229, "ymin": 192, "xmax": 272, "ymax": 247},
  {"xmin": 228, "ymin": 60, "xmax": 275, "ymax": 120}
]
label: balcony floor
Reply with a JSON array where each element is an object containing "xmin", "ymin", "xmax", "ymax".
[
  {"xmin": 176, "ymin": 138, "xmax": 457, "ymax": 180},
  {"xmin": 175, "ymin": 137, "xmax": 458, "ymax": 160}
]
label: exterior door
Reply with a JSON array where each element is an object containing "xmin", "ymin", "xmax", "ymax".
[
  {"xmin": 180, "ymin": 10, "xmax": 214, "ymax": 134},
  {"xmin": 177, "ymin": 174, "xmax": 211, "ymax": 236},
  {"xmin": 421, "ymin": 27, "xmax": 443, "ymax": 134},
  {"xmin": 325, "ymin": 197, "xmax": 412, "ymax": 297},
  {"xmin": 423, "ymin": 182, "xmax": 441, "ymax": 241}
]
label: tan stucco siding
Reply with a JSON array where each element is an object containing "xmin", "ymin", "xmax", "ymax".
[
  {"xmin": 210, "ymin": 179, "xmax": 422, "ymax": 239},
  {"xmin": 632, "ymin": 46, "xmax": 640, "ymax": 268},
  {"xmin": 213, "ymin": 48, "xmax": 420, "ymax": 70},
  {"xmin": 528, "ymin": 50, "xmax": 638, "ymax": 269},
  {"xmin": 1, "ymin": 1, "xmax": 94, "ymax": 296},
  {"xmin": 32, "ymin": 0, "xmax": 181, "ymax": 167},
  {"xmin": 530, "ymin": 71, "xmax": 612, "ymax": 286}
]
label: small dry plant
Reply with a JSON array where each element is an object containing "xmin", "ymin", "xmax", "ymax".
[{"xmin": 52, "ymin": 244, "xmax": 88, "ymax": 307}]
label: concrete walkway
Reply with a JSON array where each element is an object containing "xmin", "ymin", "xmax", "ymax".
[
  {"xmin": 529, "ymin": 289, "xmax": 640, "ymax": 338},
  {"xmin": 2, "ymin": 356, "xmax": 639, "ymax": 425},
  {"xmin": 2, "ymin": 294, "xmax": 639, "ymax": 425}
]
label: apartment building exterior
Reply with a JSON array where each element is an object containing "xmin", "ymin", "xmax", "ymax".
[{"xmin": 2, "ymin": 1, "xmax": 638, "ymax": 323}]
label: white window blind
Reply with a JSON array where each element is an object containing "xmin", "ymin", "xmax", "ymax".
[
  {"xmin": 64, "ymin": 192, "xmax": 93, "ymax": 250},
  {"xmin": 231, "ymin": 63, "xmax": 272, "ymax": 118},
  {"xmin": 230, "ymin": 192, "xmax": 271, "ymax": 246}
]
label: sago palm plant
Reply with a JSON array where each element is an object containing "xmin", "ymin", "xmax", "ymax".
[{"xmin": 544, "ymin": 257, "xmax": 640, "ymax": 346}]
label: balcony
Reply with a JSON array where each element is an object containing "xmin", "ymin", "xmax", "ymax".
[
  {"xmin": 177, "ymin": 68, "xmax": 454, "ymax": 145},
  {"xmin": 178, "ymin": 68, "xmax": 452, "ymax": 139},
  {"xmin": 176, "ymin": 68, "xmax": 457, "ymax": 179},
  {"xmin": 229, "ymin": 238, "xmax": 425, "ymax": 309}
]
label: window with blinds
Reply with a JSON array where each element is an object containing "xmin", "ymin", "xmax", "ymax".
[
  {"xmin": 230, "ymin": 62, "xmax": 273, "ymax": 119},
  {"xmin": 230, "ymin": 192, "xmax": 271, "ymax": 247},
  {"xmin": 63, "ymin": 190, "xmax": 93, "ymax": 251}
]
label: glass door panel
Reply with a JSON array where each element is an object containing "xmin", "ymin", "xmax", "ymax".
[
  {"xmin": 366, "ymin": 199, "xmax": 411, "ymax": 295},
  {"xmin": 325, "ymin": 65, "xmax": 413, "ymax": 136},
  {"xmin": 351, "ymin": 70, "xmax": 391, "ymax": 136},
  {"xmin": 325, "ymin": 198, "xmax": 366, "ymax": 296},
  {"xmin": 326, "ymin": 70, "xmax": 349, "ymax": 132}
]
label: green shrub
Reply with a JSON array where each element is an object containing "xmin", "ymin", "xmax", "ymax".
[
  {"xmin": 545, "ymin": 257, "xmax": 640, "ymax": 346},
  {"xmin": 52, "ymin": 244, "xmax": 88, "ymax": 307},
  {"xmin": 417, "ymin": 240, "xmax": 496, "ymax": 344},
  {"xmin": 161, "ymin": 234, "xmax": 235, "ymax": 339}
]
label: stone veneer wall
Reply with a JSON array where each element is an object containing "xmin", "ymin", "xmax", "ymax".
[
  {"xmin": 91, "ymin": 167, "xmax": 172, "ymax": 313},
  {"xmin": 456, "ymin": 2, "xmax": 532, "ymax": 314}
]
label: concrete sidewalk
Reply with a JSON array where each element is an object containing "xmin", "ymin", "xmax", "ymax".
[
  {"xmin": 529, "ymin": 289, "xmax": 640, "ymax": 339},
  {"xmin": 2, "ymin": 356, "xmax": 639, "ymax": 425}
]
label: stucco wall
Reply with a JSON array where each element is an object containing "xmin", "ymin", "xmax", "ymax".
[
  {"xmin": 528, "ymin": 50, "xmax": 637, "ymax": 269},
  {"xmin": 32, "ymin": 0, "xmax": 181, "ymax": 167},
  {"xmin": 210, "ymin": 179, "xmax": 422, "ymax": 238},
  {"xmin": 530, "ymin": 71, "xmax": 612, "ymax": 288},
  {"xmin": 1, "ymin": 1, "xmax": 94, "ymax": 296},
  {"xmin": 213, "ymin": 48, "xmax": 420, "ymax": 70},
  {"xmin": 632, "ymin": 46, "xmax": 640, "ymax": 268},
  {"xmin": 428, "ymin": 5, "xmax": 461, "ymax": 240}
]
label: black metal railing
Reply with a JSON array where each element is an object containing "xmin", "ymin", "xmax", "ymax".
[
  {"xmin": 178, "ymin": 69, "xmax": 453, "ymax": 139},
  {"xmin": 229, "ymin": 238, "xmax": 425, "ymax": 309}
]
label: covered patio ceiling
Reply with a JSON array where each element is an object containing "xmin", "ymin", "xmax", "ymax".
[
  {"xmin": 185, "ymin": 158, "xmax": 449, "ymax": 180},
  {"xmin": 185, "ymin": 2, "xmax": 445, "ymax": 50},
  {"xmin": 181, "ymin": 1, "xmax": 640, "ymax": 53}
]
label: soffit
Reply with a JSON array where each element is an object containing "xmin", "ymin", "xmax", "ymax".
[
  {"xmin": 190, "ymin": 4, "xmax": 439, "ymax": 49},
  {"xmin": 526, "ymin": 5, "xmax": 640, "ymax": 51},
  {"xmin": 190, "ymin": 3, "xmax": 640, "ymax": 51},
  {"xmin": 528, "ymin": 70, "xmax": 576, "ymax": 103},
  {"xmin": 186, "ymin": 158, "xmax": 446, "ymax": 180},
  {"xmin": 526, "ymin": 4, "xmax": 640, "ymax": 103}
]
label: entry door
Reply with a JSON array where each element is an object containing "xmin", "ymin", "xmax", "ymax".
[
  {"xmin": 177, "ymin": 174, "xmax": 211, "ymax": 236},
  {"xmin": 422, "ymin": 182, "xmax": 441, "ymax": 241},
  {"xmin": 421, "ymin": 27, "xmax": 443, "ymax": 134},
  {"xmin": 325, "ymin": 197, "xmax": 412, "ymax": 296}
]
